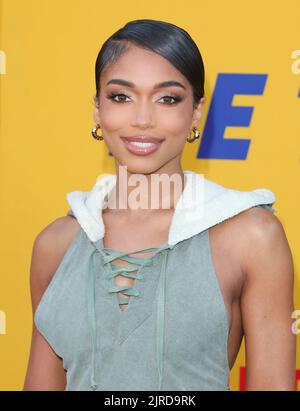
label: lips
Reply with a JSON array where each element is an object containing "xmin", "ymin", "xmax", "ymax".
[
  {"xmin": 121, "ymin": 136, "xmax": 164, "ymax": 156},
  {"xmin": 121, "ymin": 136, "xmax": 165, "ymax": 143}
]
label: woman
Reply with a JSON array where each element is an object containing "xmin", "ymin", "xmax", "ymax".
[{"xmin": 24, "ymin": 19, "xmax": 295, "ymax": 391}]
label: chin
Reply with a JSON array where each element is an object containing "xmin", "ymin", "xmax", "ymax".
[{"xmin": 116, "ymin": 158, "xmax": 163, "ymax": 176}]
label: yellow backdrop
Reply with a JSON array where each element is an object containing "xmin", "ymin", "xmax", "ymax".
[{"xmin": 0, "ymin": 0, "xmax": 299, "ymax": 391}]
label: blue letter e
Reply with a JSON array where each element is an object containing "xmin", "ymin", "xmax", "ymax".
[{"xmin": 198, "ymin": 73, "xmax": 267, "ymax": 160}]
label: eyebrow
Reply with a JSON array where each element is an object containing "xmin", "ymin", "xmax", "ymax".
[{"xmin": 105, "ymin": 78, "xmax": 186, "ymax": 90}]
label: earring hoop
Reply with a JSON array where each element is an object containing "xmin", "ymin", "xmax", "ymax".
[
  {"xmin": 91, "ymin": 124, "xmax": 104, "ymax": 141},
  {"xmin": 186, "ymin": 126, "xmax": 200, "ymax": 143}
]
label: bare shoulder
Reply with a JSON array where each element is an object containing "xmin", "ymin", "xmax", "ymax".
[
  {"xmin": 216, "ymin": 205, "xmax": 294, "ymax": 291},
  {"xmin": 37, "ymin": 214, "xmax": 80, "ymax": 243},
  {"xmin": 235, "ymin": 205, "xmax": 282, "ymax": 234},
  {"xmin": 210, "ymin": 205, "xmax": 284, "ymax": 269},
  {"xmin": 222, "ymin": 205, "xmax": 280, "ymax": 234},
  {"xmin": 30, "ymin": 215, "xmax": 81, "ymax": 313},
  {"xmin": 229, "ymin": 206, "xmax": 293, "ymax": 280}
]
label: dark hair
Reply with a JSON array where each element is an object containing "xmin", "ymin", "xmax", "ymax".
[{"xmin": 94, "ymin": 19, "xmax": 205, "ymax": 107}]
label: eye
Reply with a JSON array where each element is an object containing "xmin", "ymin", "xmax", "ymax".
[
  {"xmin": 106, "ymin": 93, "xmax": 131, "ymax": 103},
  {"xmin": 106, "ymin": 92, "xmax": 183, "ymax": 105},
  {"xmin": 159, "ymin": 95, "xmax": 183, "ymax": 105}
]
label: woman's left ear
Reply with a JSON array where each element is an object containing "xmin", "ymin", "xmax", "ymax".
[{"xmin": 192, "ymin": 97, "xmax": 205, "ymax": 127}]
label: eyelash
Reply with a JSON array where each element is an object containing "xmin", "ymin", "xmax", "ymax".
[{"xmin": 106, "ymin": 93, "xmax": 183, "ymax": 105}]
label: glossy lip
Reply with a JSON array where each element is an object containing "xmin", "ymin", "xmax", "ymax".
[
  {"xmin": 121, "ymin": 137, "xmax": 164, "ymax": 156},
  {"xmin": 121, "ymin": 136, "xmax": 165, "ymax": 143}
]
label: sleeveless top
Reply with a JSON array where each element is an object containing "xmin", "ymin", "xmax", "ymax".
[{"xmin": 34, "ymin": 170, "xmax": 276, "ymax": 391}]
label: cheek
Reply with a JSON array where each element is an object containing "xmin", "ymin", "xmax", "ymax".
[
  {"xmin": 100, "ymin": 112, "xmax": 126, "ymax": 132},
  {"xmin": 98, "ymin": 99, "xmax": 128, "ymax": 131},
  {"xmin": 158, "ymin": 106, "xmax": 192, "ymax": 137}
]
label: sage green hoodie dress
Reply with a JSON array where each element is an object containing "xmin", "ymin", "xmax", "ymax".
[{"xmin": 34, "ymin": 170, "xmax": 276, "ymax": 391}]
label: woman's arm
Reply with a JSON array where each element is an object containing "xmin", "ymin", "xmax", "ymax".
[
  {"xmin": 23, "ymin": 217, "xmax": 80, "ymax": 391},
  {"xmin": 240, "ymin": 207, "xmax": 296, "ymax": 390}
]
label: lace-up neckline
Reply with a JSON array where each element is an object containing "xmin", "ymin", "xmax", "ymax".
[
  {"xmin": 102, "ymin": 245, "xmax": 164, "ymax": 309},
  {"xmin": 87, "ymin": 240, "xmax": 171, "ymax": 390}
]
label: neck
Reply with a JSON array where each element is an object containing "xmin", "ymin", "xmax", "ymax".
[{"xmin": 106, "ymin": 163, "xmax": 186, "ymax": 215}]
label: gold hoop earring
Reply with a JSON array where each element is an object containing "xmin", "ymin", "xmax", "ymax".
[
  {"xmin": 186, "ymin": 126, "xmax": 200, "ymax": 143},
  {"xmin": 91, "ymin": 124, "xmax": 104, "ymax": 141}
]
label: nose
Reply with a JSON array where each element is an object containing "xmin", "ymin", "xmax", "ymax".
[{"xmin": 131, "ymin": 98, "xmax": 155, "ymax": 128}]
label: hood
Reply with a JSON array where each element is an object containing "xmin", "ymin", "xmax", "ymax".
[
  {"xmin": 66, "ymin": 170, "xmax": 276, "ymax": 245},
  {"xmin": 65, "ymin": 170, "xmax": 276, "ymax": 391}
]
